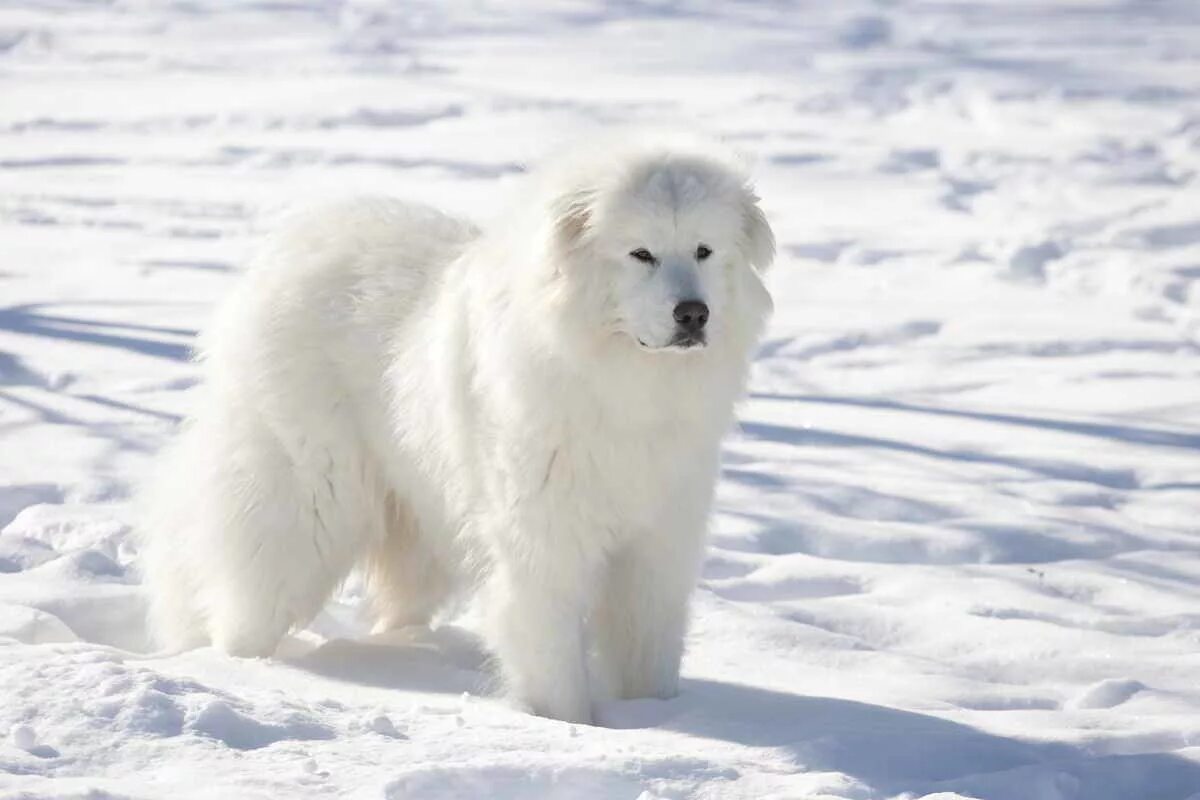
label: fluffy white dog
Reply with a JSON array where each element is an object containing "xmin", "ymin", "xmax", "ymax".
[{"xmin": 140, "ymin": 134, "xmax": 774, "ymax": 723}]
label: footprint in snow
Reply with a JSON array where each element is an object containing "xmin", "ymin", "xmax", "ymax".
[{"xmin": 186, "ymin": 700, "xmax": 334, "ymax": 751}]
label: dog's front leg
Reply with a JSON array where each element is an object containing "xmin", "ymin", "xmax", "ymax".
[
  {"xmin": 594, "ymin": 525, "xmax": 707, "ymax": 701},
  {"xmin": 486, "ymin": 540, "xmax": 597, "ymax": 724}
]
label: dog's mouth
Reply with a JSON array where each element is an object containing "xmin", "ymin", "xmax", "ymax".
[
  {"xmin": 635, "ymin": 333, "xmax": 707, "ymax": 352},
  {"xmin": 669, "ymin": 332, "xmax": 707, "ymax": 350}
]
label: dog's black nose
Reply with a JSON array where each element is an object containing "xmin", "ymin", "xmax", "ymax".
[{"xmin": 673, "ymin": 300, "xmax": 709, "ymax": 332}]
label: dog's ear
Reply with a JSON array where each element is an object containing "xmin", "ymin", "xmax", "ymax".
[
  {"xmin": 743, "ymin": 191, "xmax": 775, "ymax": 272},
  {"xmin": 550, "ymin": 189, "xmax": 595, "ymax": 251}
]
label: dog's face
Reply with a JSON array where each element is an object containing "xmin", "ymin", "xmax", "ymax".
[{"xmin": 550, "ymin": 152, "xmax": 774, "ymax": 356}]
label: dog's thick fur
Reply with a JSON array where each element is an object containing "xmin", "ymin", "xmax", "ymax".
[{"xmin": 139, "ymin": 134, "xmax": 774, "ymax": 723}]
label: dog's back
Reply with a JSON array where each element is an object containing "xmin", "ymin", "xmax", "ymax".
[{"xmin": 212, "ymin": 197, "xmax": 478, "ymax": 361}]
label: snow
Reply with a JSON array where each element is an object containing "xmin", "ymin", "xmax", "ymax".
[{"xmin": 2, "ymin": 1, "xmax": 1199, "ymax": 798}]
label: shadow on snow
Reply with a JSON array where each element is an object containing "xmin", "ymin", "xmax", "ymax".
[
  {"xmin": 286, "ymin": 628, "xmax": 1200, "ymax": 800},
  {"xmin": 0, "ymin": 303, "xmax": 195, "ymax": 362}
]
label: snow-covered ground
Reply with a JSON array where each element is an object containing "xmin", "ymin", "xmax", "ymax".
[{"xmin": 3, "ymin": 1, "xmax": 1200, "ymax": 798}]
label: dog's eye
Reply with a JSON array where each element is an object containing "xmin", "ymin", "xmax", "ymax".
[
  {"xmin": 695, "ymin": 244, "xmax": 713, "ymax": 261},
  {"xmin": 629, "ymin": 248, "xmax": 657, "ymax": 265}
]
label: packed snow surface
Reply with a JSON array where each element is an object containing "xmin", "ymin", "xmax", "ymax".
[{"xmin": 2, "ymin": 2, "xmax": 1200, "ymax": 798}]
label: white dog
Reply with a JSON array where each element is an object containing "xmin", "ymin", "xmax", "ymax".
[{"xmin": 139, "ymin": 133, "xmax": 774, "ymax": 723}]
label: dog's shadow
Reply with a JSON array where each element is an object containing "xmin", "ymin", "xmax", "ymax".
[
  {"xmin": 606, "ymin": 680, "xmax": 1200, "ymax": 798},
  {"xmin": 284, "ymin": 627, "xmax": 1200, "ymax": 798}
]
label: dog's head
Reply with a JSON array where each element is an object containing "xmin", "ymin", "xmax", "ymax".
[{"xmin": 540, "ymin": 137, "xmax": 774, "ymax": 357}]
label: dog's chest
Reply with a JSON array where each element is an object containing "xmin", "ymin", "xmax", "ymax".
[{"xmin": 532, "ymin": 421, "xmax": 713, "ymax": 536}]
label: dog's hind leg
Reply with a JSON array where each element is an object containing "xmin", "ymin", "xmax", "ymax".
[
  {"xmin": 185, "ymin": 410, "xmax": 381, "ymax": 657},
  {"xmin": 140, "ymin": 516, "xmax": 209, "ymax": 653},
  {"xmin": 140, "ymin": 435, "xmax": 217, "ymax": 652},
  {"xmin": 364, "ymin": 495, "xmax": 453, "ymax": 632}
]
